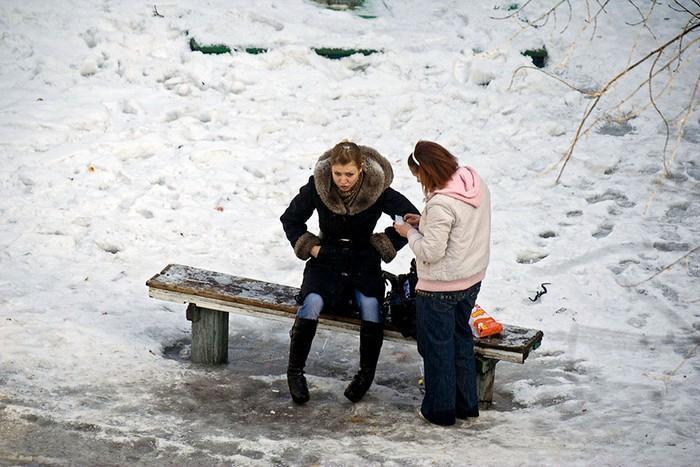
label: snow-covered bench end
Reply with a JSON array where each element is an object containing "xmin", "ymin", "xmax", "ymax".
[{"xmin": 146, "ymin": 263, "xmax": 544, "ymax": 408}]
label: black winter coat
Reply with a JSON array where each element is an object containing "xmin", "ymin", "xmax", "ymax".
[{"xmin": 280, "ymin": 146, "xmax": 419, "ymax": 312}]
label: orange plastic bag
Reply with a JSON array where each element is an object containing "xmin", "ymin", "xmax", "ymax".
[{"xmin": 469, "ymin": 304, "xmax": 503, "ymax": 338}]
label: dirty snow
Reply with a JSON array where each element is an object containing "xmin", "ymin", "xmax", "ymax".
[{"xmin": 1, "ymin": 0, "xmax": 698, "ymax": 465}]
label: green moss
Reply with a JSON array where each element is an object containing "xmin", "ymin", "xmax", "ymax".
[
  {"xmin": 189, "ymin": 37, "xmax": 377, "ymax": 60},
  {"xmin": 312, "ymin": 0, "xmax": 365, "ymax": 10},
  {"xmin": 313, "ymin": 47, "xmax": 379, "ymax": 59},
  {"xmin": 522, "ymin": 46, "xmax": 548, "ymax": 68},
  {"xmin": 244, "ymin": 47, "xmax": 268, "ymax": 55},
  {"xmin": 189, "ymin": 38, "xmax": 268, "ymax": 55},
  {"xmin": 189, "ymin": 38, "xmax": 231, "ymax": 55}
]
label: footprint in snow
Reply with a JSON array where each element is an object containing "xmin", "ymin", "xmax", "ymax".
[
  {"xmin": 585, "ymin": 190, "xmax": 635, "ymax": 209},
  {"xmin": 516, "ymin": 250, "xmax": 548, "ymax": 264},
  {"xmin": 592, "ymin": 223, "xmax": 613, "ymax": 238}
]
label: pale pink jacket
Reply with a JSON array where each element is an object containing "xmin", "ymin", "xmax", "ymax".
[{"xmin": 407, "ymin": 167, "xmax": 491, "ymax": 292}]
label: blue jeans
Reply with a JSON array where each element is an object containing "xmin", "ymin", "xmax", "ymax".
[
  {"xmin": 416, "ymin": 283, "xmax": 481, "ymax": 426},
  {"xmin": 297, "ymin": 291, "xmax": 382, "ymax": 323}
]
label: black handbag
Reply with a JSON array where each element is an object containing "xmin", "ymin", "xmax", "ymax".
[{"xmin": 382, "ymin": 259, "xmax": 418, "ymax": 338}]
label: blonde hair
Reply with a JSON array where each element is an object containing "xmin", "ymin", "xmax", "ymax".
[{"xmin": 329, "ymin": 141, "xmax": 363, "ymax": 168}]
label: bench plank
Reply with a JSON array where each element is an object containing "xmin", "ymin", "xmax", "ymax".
[{"xmin": 147, "ymin": 264, "xmax": 543, "ymax": 364}]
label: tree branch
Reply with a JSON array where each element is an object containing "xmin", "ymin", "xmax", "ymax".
[
  {"xmin": 666, "ymin": 73, "xmax": 700, "ymax": 176},
  {"xmin": 617, "ymin": 246, "xmax": 700, "ymax": 288},
  {"xmin": 648, "ymin": 50, "xmax": 672, "ymax": 176},
  {"xmin": 508, "ymin": 66, "xmax": 597, "ymax": 94},
  {"xmin": 489, "ymin": 0, "xmax": 535, "ymax": 20},
  {"xmin": 555, "ymin": 21, "xmax": 700, "ymax": 183}
]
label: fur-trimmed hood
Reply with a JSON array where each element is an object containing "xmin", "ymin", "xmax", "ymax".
[{"xmin": 313, "ymin": 145, "xmax": 394, "ymax": 215}]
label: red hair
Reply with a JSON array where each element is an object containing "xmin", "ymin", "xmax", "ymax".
[{"xmin": 407, "ymin": 141, "xmax": 459, "ymax": 194}]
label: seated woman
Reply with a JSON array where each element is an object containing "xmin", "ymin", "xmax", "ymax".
[{"xmin": 280, "ymin": 141, "xmax": 419, "ymax": 404}]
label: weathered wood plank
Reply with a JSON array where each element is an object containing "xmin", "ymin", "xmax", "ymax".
[
  {"xmin": 476, "ymin": 357, "xmax": 498, "ymax": 408},
  {"xmin": 189, "ymin": 305, "xmax": 229, "ymax": 364},
  {"xmin": 147, "ymin": 264, "xmax": 544, "ymax": 364}
]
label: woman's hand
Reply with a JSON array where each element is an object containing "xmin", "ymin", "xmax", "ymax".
[
  {"xmin": 394, "ymin": 222, "xmax": 413, "ymax": 238},
  {"xmin": 310, "ymin": 245, "xmax": 321, "ymax": 258},
  {"xmin": 403, "ymin": 213, "xmax": 421, "ymax": 227}
]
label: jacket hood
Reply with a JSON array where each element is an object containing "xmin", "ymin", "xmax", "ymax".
[
  {"xmin": 314, "ymin": 145, "xmax": 394, "ymax": 215},
  {"xmin": 430, "ymin": 166, "xmax": 482, "ymax": 208}
]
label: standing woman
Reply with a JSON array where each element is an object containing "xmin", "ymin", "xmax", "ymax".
[
  {"xmin": 281, "ymin": 141, "xmax": 419, "ymax": 405},
  {"xmin": 394, "ymin": 140, "xmax": 491, "ymax": 426}
]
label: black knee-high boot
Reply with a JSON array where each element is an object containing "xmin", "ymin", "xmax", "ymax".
[
  {"xmin": 344, "ymin": 320, "xmax": 383, "ymax": 403},
  {"xmin": 287, "ymin": 317, "xmax": 318, "ymax": 404}
]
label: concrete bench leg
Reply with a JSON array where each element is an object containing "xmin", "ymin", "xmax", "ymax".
[
  {"xmin": 186, "ymin": 303, "xmax": 229, "ymax": 364},
  {"xmin": 476, "ymin": 356, "xmax": 498, "ymax": 409}
]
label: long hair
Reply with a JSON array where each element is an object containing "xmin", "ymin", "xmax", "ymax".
[
  {"xmin": 329, "ymin": 141, "xmax": 363, "ymax": 168},
  {"xmin": 407, "ymin": 140, "xmax": 459, "ymax": 194}
]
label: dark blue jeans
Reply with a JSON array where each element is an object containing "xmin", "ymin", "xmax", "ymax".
[{"xmin": 416, "ymin": 282, "xmax": 481, "ymax": 426}]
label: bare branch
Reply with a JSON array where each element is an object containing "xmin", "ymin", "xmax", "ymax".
[
  {"xmin": 669, "ymin": 2, "xmax": 687, "ymax": 13},
  {"xmin": 540, "ymin": 36, "xmax": 699, "ymax": 178},
  {"xmin": 560, "ymin": 0, "xmax": 573, "ymax": 33},
  {"xmin": 588, "ymin": 0, "xmax": 612, "ymax": 40},
  {"xmin": 666, "ymin": 73, "xmax": 700, "ymax": 175},
  {"xmin": 626, "ymin": 0, "xmax": 646, "ymax": 26},
  {"xmin": 571, "ymin": 60, "xmax": 677, "ymax": 148},
  {"xmin": 648, "ymin": 51, "xmax": 672, "ymax": 176},
  {"xmin": 625, "ymin": 0, "xmax": 658, "ymax": 40},
  {"xmin": 524, "ymin": 0, "xmax": 568, "ymax": 29},
  {"xmin": 489, "ymin": 0, "xmax": 535, "ymax": 20},
  {"xmin": 617, "ymin": 246, "xmax": 700, "ymax": 288},
  {"xmin": 508, "ymin": 66, "xmax": 596, "ymax": 94},
  {"xmin": 627, "ymin": 3, "xmax": 659, "ymax": 68},
  {"xmin": 677, "ymin": 14, "xmax": 700, "ymax": 70},
  {"xmin": 671, "ymin": 0, "xmax": 700, "ymax": 17},
  {"xmin": 555, "ymin": 21, "xmax": 700, "ymax": 183},
  {"xmin": 578, "ymin": 41, "xmax": 695, "ymax": 142}
]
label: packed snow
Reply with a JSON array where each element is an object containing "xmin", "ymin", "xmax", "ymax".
[{"xmin": 1, "ymin": 0, "xmax": 698, "ymax": 465}]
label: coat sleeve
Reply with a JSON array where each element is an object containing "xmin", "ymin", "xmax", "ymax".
[
  {"xmin": 408, "ymin": 201, "xmax": 453, "ymax": 263},
  {"xmin": 369, "ymin": 187, "xmax": 420, "ymax": 262},
  {"xmin": 280, "ymin": 177, "xmax": 321, "ymax": 260}
]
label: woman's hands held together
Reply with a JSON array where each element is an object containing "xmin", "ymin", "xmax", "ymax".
[
  {"xmin": 394, "ymin": 213, "xmax": 420, "ymax": 238},
  {"xmin": 404, "ymin": 213, "xmax": 420, "ymax": 227}
]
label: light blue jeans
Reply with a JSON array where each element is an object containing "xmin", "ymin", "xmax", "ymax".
[{"xmin": 297, "ymin": 291, "xmax": 382, "ymax": 323}]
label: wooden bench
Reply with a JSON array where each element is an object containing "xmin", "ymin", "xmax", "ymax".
[{"xmin": 146, "ymin": 264, "xmax": 544, "ymax": 408}]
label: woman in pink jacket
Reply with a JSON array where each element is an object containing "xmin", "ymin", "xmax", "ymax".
[{"xmin": 394, "ymin": 140, "xmax": 491, "ymax": 426}]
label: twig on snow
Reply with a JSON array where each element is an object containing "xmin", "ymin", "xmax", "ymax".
[
  {"xmin": 618, "ymin": 246, "xmax": 700, "ymax": 288},
  {"xmin": 555, "ymin": 21, "xmax": 700, "ymax": 183}
]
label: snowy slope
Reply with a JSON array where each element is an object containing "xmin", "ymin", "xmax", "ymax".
[{"xmin": 1, "ymin": 0, "xmax": 698, "ymax": 465}]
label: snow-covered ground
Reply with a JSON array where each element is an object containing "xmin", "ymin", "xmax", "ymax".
[{"xmin": 1, "ymin": 0, "xmax": 698, "ymax": 465}]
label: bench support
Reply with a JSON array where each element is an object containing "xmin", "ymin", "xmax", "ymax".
[
  {"xmin": 187, "ymin": 304, "xmax": 229, "ymax": 364},
  {"xmin": 476, "ymin": 356, "xmax": 498, "ymax": 409}
]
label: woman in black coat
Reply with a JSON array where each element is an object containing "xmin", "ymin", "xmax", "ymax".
[{"xmin": 280, "ymin": 141, "xmax": 419, "ymax": 404}]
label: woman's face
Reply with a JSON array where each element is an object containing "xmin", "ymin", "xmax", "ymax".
[{"xmin": 331, "ymin": 163, "xmax": 362, "ymax": 192}]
